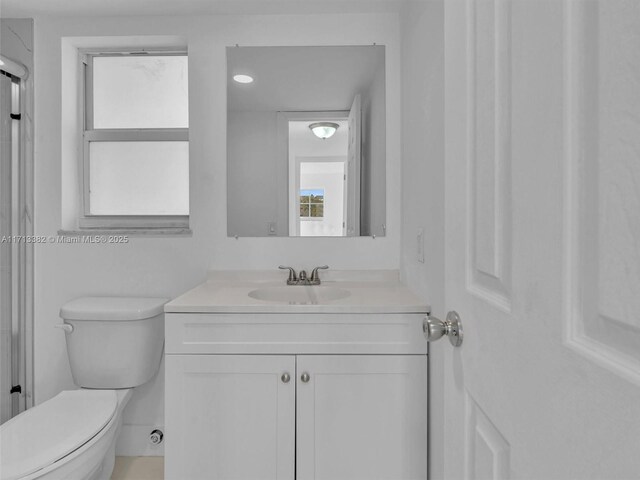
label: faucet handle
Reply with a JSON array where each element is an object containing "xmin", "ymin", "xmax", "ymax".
[
  {"xmin": 279, "ymin": 266, "xmax": 298, "ymax": 284},
  {"xmin": 310, "ymin": 265, "xmax": 329, "ymax": 283}
]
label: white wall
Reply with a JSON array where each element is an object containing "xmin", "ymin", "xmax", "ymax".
[
  {"xmin": 400, "ymin": 1, "xmax": 445, "ymax": 479},
  {"xmin": 227, "ymin": 111, "xmax": 281, "ymax": 237},
  {"xmin": 31, "ymin": 12, "xmax": 401, "ymax": 454}
]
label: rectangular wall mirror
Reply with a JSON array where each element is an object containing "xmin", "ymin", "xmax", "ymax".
[{"xmin": 227, "ymin": 45, "xmax": 386, "ymax": 237}]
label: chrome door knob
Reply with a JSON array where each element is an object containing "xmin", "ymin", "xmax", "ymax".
[
  {"xmin": 423, "ymin": 311, "xmax": 463, "ymax": 347},
  {"xmin": 281, "ymin": 373, "xmax": 291, "ymax": 383},
  {"xmin": 301, "ymin": 372, "xmax": 310, "ymax": 383}
]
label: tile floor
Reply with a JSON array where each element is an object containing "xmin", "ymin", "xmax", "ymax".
[{"xmin": 111, "ymin": 456, "xmax": 164, "ymax": 480}]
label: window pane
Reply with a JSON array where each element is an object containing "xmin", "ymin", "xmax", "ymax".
[
  {"xmin": 300, "ymin": 189, "xmax": 323, "ymax": 197},
  {"xmin": 310, "ymin": 204, "xmax": 324, "ymax": 217},
  {"xmin": 89, "ymin": 141, "xmax": 189, "ymax": 215},
  {"xmin": 300, "ymin": 204, "xmax": 310, "ymax": 217},
  {"xmin": 93, "ymin": 55, "xmax": 188, "ymax": 129}
]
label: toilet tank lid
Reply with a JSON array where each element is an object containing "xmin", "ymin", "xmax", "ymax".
[{"xmin": 60, "ymin": 296, "xmax": 168, "ymax": 321}]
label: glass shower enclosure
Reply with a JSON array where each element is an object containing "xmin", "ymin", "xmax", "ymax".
[{"xmin": 0, "ymin": 56, "xmax": 31, "ymax": 424}]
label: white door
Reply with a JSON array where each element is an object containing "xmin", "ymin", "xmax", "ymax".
[
  {"xmin": 442, "ymin": 0, "xmax": 640, "ymax": 478},
  {"xmin": 346, "ymin": 94, "xmax": 361, "ymax": 236},
  {"xmin": 165, "ymin": 355, "xmax": 295, "ymax": 480},
  {"xmin": 296, "ymin": 355, "xmax": 427, "ymax": 480}
]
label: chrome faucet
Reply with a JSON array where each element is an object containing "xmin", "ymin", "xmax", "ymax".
[
  {"xmin": 309, "ymin": 265, "xmax": 329, "ymax": 285},
  {"xmin": 299, "ymin": 270, "xmax": 308, "ymax": 283},
  {"xmin": 279, "ymin": 265, "xmax": 329, "ymax": 285},
  {"xmin": 279, "ymin": 266, "xmax": 298, "ymax": 285}
]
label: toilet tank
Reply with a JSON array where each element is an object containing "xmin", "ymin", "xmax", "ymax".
[{"xmin": 60, "ymin": 297, "xmax": 167, "ymax": 389}]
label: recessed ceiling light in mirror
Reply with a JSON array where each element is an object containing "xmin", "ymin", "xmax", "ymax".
[{"xmin": 233, "ymin": 74, "xmax": 254, "ymax": 84}]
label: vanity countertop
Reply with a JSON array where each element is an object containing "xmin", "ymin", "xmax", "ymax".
[{"xmin": 165, "ymin": 270, "xmax": 430, "ymax": 314}]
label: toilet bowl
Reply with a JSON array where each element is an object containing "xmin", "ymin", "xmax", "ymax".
[
  {"xmin": 0, "ymin": 297, "xmax": 166, "ymax": 480},
  {"xmin": 1, "ymin": 389, "xmax": 131, "ymax": 480}
]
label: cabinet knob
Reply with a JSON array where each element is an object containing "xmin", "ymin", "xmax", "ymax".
[
  {"xmin": 281, "ymin": 372, "xmax": 291, "ymax": 383},
  {"xmin": 301, "ymin": 372, "xmax": 310, "ymax": 383}
]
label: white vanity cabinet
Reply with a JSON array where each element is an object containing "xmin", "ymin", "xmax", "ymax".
[
  {"xmin": 295, "ymin": 355, "xmax": 428, "ymax": 480},
  {"xmin": 165, "ymin": 355, "xmax": 296, "ymax": 480},
  {"xmin": 164, "ymin": 312, "xmax": 429, "ymax": 480}
]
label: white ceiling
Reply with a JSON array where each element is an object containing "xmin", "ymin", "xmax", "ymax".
[
  {"xmin": 228, "ymin": 45, "xmax": 384, "ymax": 112},
  {"xmin": 0, "ymin": 0, "xmax": 408, "ymax": 18}
]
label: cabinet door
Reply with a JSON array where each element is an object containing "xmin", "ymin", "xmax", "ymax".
[
  {"xmin": 165, "ymin": 355, "xmax": 295, "ymax": 480},
  {"xmin": 296, "ymin": 355, "xmax": 428, "ymax": 480}
]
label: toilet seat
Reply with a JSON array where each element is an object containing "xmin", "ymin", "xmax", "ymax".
[{"xmin": 0, "ymin": 390, "xmax": 117, "ymax": 480}]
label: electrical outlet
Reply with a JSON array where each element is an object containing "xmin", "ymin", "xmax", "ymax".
[
  {"xmin": 417, "ymin": 228, "xmax": 425, "ymax": 263},
  {"xmin": 268, "ymin": 222, "xmax": 277, "ymax": 235}
]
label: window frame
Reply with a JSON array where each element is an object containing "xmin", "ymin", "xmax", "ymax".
[
  {"xmin": 299, "ymin": 188, "xmax": 325, "ymax": 221},
  {"xmin": 79, "ymin": 48, "xmax": 189, "ymax": 230}
]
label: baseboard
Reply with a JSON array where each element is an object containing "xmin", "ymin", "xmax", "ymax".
[{"xmin": 115, "ymin": 424, "xmax": 165, "ymax": 456}]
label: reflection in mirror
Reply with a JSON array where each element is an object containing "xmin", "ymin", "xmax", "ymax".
[{"xmin": 227, "ymin": 46, "xmax": 386, "ymax": 237}]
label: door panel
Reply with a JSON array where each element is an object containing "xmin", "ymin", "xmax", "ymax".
[
  {"xmin": 464, "ymin": 393, "xmax": 510, "ymax": 480},
  {"xmin": 165, "ymin": 355, "xmax": 295, "ymax": 480},
  {"xmin": 296, "ymin": 355, "xmax": 427, "ymax": 480},
  {"xmin": 444, "ymin": 0, "xmax": 640, "ymax": 478},
  {"xmin": 467, "ymin": 0, "xmax": 512, "ymax": 312},
  {"xmin": 565, "ymin": 0, "xmax": 640, "ymax": 384}
]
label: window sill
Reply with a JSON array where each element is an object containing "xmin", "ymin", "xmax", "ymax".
[{"xmin": 57, "ymin": 228, "xmax": 193, "ymax": 238}]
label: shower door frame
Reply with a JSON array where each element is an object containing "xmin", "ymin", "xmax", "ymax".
[{"xmin": 0, "ymin": 55, "xmax": 34, "ymax": 421}]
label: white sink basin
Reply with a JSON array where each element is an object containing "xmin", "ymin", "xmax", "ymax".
[{"xmin": 248, "ymin": 286, "xmax": 351, "ymax": 304}]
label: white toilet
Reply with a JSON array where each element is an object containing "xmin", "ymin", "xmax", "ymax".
[{"xmin": 0, "ymin": 297, "xmax": 167, "ymax": 480}]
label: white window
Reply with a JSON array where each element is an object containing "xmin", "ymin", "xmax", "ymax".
[
  {"xmin": 80, "ymin": 50, "xmax": 189, "ymax": 230},
  {"xmin": 299, "ymin": 188, "xmax": 325, "ymax": 219}
]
